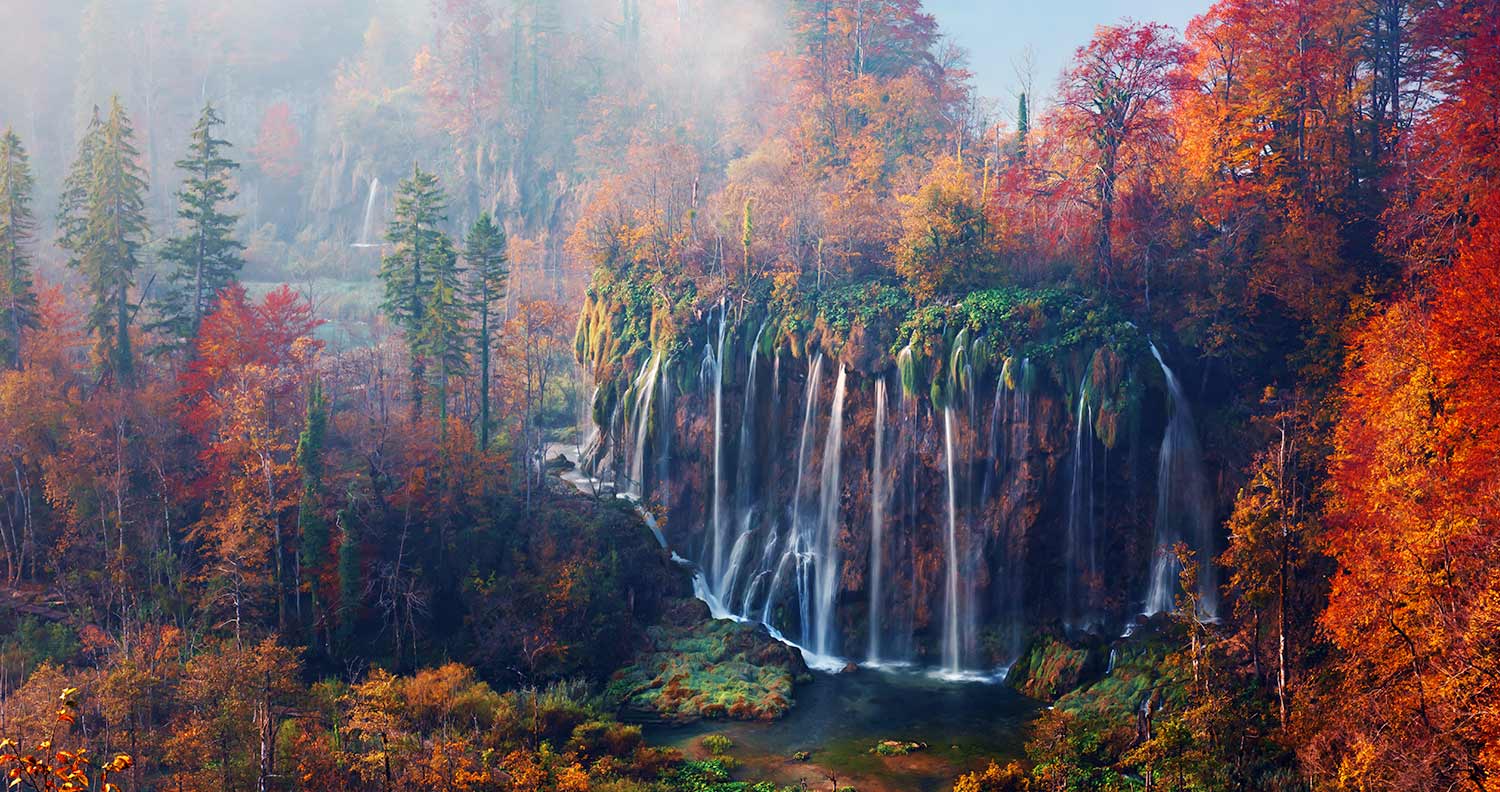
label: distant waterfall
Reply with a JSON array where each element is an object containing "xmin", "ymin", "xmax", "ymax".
[
  {"xmin": 868, "ymin": 377, "xmax": 888, "ymax": 664},
  {"xmin": 1145, "ymin": 344, "xmax": 1218, "ymax": 618},
  {"xmin": 354, "ymin": 177, "xmax": 381, "ymax": 247}
]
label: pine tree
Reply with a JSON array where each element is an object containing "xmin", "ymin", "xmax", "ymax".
[
  {"xmin": 379, "ymin": 163, "xmax": 452, "ymax": 420},
  {"xmin": 0, "ymin": 129, "xmax": 38, "ymax": 369},
  {"xmin": 1016, "ymin": 92, "xmax": 1030, "ymax": 160},
  {"xmin": 462, "ymin": 213, "xmax": 507, "ymax": 449},
  {"xmin": 153, "ymin": 102, "xmax": 243, "ymax": 351},
  {"xmin": 414, "ymin": 242, "xmax": 467, "ymax": 434},
  {"xmin": 296, "ymin": 380, "xmax": 330, "ymax": 631},
  {"xmin": 58, "ymin": 97, "xmax": 149, "ymax": 383}
]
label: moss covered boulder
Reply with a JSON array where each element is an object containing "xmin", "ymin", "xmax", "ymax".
[{"xmin": 608, "ymin": 598, "xmax": 810, "ymax": 723}]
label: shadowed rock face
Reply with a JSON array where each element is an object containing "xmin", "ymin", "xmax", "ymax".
[{"xmin": 578, "ymin": 284, "xmax": 1190, "ymax": 673}]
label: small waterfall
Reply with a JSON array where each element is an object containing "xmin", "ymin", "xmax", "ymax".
[
  {"xmin": 354, "ymin": 176, "xmax": 381, "ymax": 247},
  {"xmin": 1064, "ymin": 376, "xmax": 1098, "ymax": 629},
  {"xmin": 812, "ymin": 365, "xmax": 847, "ymax": 656},
  {"xmin": 627, "ymin": 352, "xmax": 662, "ymax": 499},
  {"xmin": 867, "ymin": 377, "xmax": 888, "ymax": 663},
  {"xmin": 1145, "ymin": 343, "xmax": 1218, "ymax": 619},
  {"xmin": 941, "ymin": 406, "xmax": 962, "ymax": 673}
]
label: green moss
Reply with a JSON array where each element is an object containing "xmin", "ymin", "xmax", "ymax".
[{"xmin": 608, "ymin": 607, "xmax": 804, "ymax": 723}]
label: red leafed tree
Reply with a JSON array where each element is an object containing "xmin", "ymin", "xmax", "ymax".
[
  {"xmin": 182, "ymin": 285, "xmax": 323, "ymax": 636},
  {"xmin": 1315, "ymin": 11, "xmax": 1500, "ymax": 787},
  {"xmin": 250, "ymin": 102, "xmax": 303, "ymax": 183},
  {"xmin": 1057, "ymin": 21, "xmax": 1189, "ymax": 286}
]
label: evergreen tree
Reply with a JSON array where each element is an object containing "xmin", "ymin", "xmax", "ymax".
[
  {"xmin": 414, "ymin": 244, "xmax": 467, "ymax": 434},
  {"xmin": 58, "ymin": 97, "xmax": 148, "ymax": 383},
  {"xmin": 1016, "ymin": 92, "xmax": 1030, "ymax": 160},
  {"xmin": 462, "ymin": 213, "xmax": 507, "ymax": 449},
  {"xmin": 153, "ymin": 102, "xmax": 243, "ymax": 351},
  {"xmin": 336, "ymin": 510, "xmax": 360, "ymax": 650},
  {"xmin": 379, "ymin": 163, "xmax": 452, "ymax": 420},
  {"xmin": 0, "ymin": 129, "xmax": 38, "ymax": 369},
  {"xmin": 297, "ymin": 379, "xmax": 330, "ymax": 631}
]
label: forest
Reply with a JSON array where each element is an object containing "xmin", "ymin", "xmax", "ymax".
[{"xmin": 0, "ymin": 0, "xmax": 1496, "ymax": 790}]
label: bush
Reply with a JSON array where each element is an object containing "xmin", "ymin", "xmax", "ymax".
[{"xmin": 701, "ymin": 733, "xmax": 733, "ymax": 755}]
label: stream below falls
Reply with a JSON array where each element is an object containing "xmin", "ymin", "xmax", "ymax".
[{"xmin": 643, "ymin": 667, "xmax": 1040, "ymax": 792}]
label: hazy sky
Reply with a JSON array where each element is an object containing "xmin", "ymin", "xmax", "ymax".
[{"xmin": 926, "ymin": 0, "xmax": 1211, "ymax": 110}]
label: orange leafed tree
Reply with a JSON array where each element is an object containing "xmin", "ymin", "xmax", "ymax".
[{"xmin": 182, "ymin": 285, "xmax": 323, "ymax": 636}]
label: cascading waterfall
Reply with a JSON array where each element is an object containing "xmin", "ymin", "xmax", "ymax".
[
  {"xmin": 867, "ymin": 377, "xmax": 888, "ymax": 664},
  {"xmin": 812, "ymin": 366, "xmax": 847, "ymax": 657},
  {"xmin": 354, "ymin": 176, "xmax": 381, "ymax": 247},
  {"xmin": 1144, "ymin": 343, "xmax": 1218, "ymax": 619},
  {"xmin": 710, "ymin": 302, "xmax": 730, "ymax": 586}
]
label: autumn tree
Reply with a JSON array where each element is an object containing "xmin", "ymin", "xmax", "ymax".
[
  {"xmin": 462, "ymin": 212, "xmax": 507, "ymax": 449},
  {"xmin": 0, "ymin": 130, "xmax": 37, "ymax": 370},
  {"xmin": 893, "ymin": 156, "xmax": 995, "ymax": 301},
  {"xmin": 183, "ymin": 285, "xmax": 323, "ymax": 636},
  {"xmin": 1058, "ymin": 22, "xmax": 1186, "ymax": 286},
  {"xmin": 151, "ymin": 103, "xmax": 244, "ymax": 351},
  {"xmin": 58, "ymin": 97, "xmax": 149, "ymax": 383}
]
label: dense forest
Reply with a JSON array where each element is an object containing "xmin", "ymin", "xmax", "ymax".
[{"xmin": 0, "ymin": 0, "xmax": 1497, "ymax": 790}]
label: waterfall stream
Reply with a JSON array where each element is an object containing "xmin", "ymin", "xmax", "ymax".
[
  {"xmin": 941, "ymin": 406, "xmax": 962, "ymax": 674},
  {"xmin": 1144, "ymin": 343, "xmax": 1218, "ymax": 619},
  {"xmin": 353, "ymin": 176, "xmax": 381, "ymax": 248},
  {"xmin": 868, "ymin": 377, "xmax": 888, "ymax": 664}
]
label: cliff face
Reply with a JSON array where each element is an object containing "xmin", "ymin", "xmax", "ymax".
[{"xmin": 577, "ymin": 279, "xmax": 1193, "ymax": 674}]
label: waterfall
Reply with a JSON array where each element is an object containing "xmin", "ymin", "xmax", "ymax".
[
  {"xmin": 942, "ymin": 406, "xmax": 962, "ymax": 674},
  {"xmin": 764, "ymin": 354, "xmax": 824, "ymax": 627},
  {"xmin": 626, "ymin": 352, "xmax": 662, "ymax": 499},
  {"xmin": 868, "ymin": 377, "xmax": 888, "ymax": 663},
  {"xmin": 710, "ymin": 303, "xmax": 729, "ymax": 586},
  {"xmin": 718, "ymin": 321, "xmax": 767, "ymax": 604},
  {"xmin": 1064, "ymin": 376, "xmax": 1098, "ymax": 630},
  {"xmin": 1144, "ymin": 344, "xmax": 1218, "ymax": 619},
  {"xmin": 354, "ymin": 177, "xmax": 381, "ymax": 247},
  {"xmin": 812, "ymin": 366, "xmax": 847, "ymax": 656}
]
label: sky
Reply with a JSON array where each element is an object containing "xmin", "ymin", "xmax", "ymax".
[{"xmin": 926, "ymin": 0, "xmax": 1212, "ymax": 111}]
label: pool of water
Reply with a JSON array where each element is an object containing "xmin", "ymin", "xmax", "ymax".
[{"xmin": 644, "ymin": 666, "xmax": 1040, "ymax": 792}]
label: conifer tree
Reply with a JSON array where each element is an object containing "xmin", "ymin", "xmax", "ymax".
[
  {"xmin": 462, "ymin": 213, "xmax": 507, "ymax": 449},
  {"xmin": 1016, "ymin": 92, "xmax": 1030, "ymax": 160},
  {"xmin": 297, "ymin": 380, "xmax": 330, "ymax": 631},
  {"xmin": 379, "ymin": 163, "xmax": 452, "ymax": 420},
  {"xmin": 58, "ymin": 97, "xmax": 148, "ymax": 382},
  {"xmin": 0, "ymin": 129, "xmax": 38, "ymax": 369},
  {"xmin": 153, "ymin": 102, "xmax": 243, "ymax": 350},
  {"xmin": 415, "ymin": 247, "xmax": 467, "ymax": 433}
]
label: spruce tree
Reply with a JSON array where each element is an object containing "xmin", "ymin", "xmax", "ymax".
[
  {"xmin": 379, "ymin": 163, "xmax": 452, "ymax": 420},
  {"xmin": 58, "ymin": 97, "xmax": 148, "ymax": 383},
  {"xmin": 297, "ymin": 381, "xmax": 330, "ymax": 635},
  {"xmin": 414, "ymin": 241, "xmax": 467, "ymax": 434},
  {"xmin": 0, "ymin": 129, "xmax": 38, "ymax": 369},
  {"xmin": 1016, "ymin": 92, "xmax": 1030, "ymax": 160},
  {"xmin": 462, "ymin": 213, "xmax": 507, "ymax": 449},
  {"xmin": 153, "ymin": 102, "xmax": 243, "ymax": 350}
]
